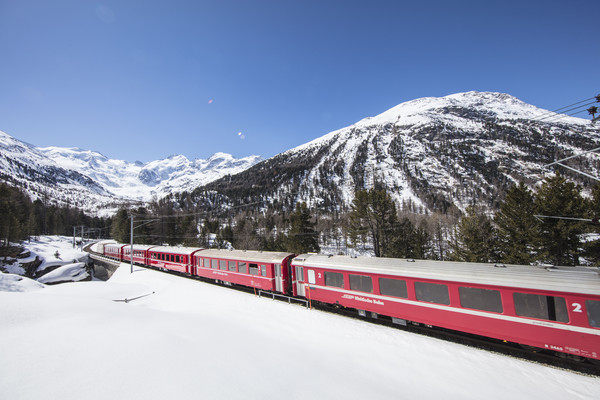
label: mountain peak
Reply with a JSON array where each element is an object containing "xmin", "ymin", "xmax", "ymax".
[
  {"xmin": 203, "ymin": 90, "xmax": 600, "ymax": 217},
  {"xmin": 0, "ymin": 130, "xmax": 263, "ymax": 215}
]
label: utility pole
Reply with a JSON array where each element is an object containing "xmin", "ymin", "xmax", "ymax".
[
  {"xmin": 130, "ymin": 215, "xmax": 134, "ymax": 274},
  {"xmin": 129, "ymin": 215, "xmax": 158, "ymax": 274}
]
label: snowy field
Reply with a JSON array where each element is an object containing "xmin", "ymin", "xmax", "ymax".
[{"xmin": 1, "ymin": 242, "xmax": 600, "ymax": 399}]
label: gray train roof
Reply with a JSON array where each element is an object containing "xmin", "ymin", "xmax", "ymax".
[
  {"xmin": 148, "ymin": 246, "xmax": 203, "ymax": 255},
  {"xmin": 292, "ymin": 254, "xmax": 600, "ymax": 296},
  {"xmin": 125, "ymin": 245, "xmax": 157, "ymax": 251},
  {"xmin": 104, "ymin": 243, "xmax": 125, "ymax": 249},
  {"xmin": 196, "ymin": 249, "xmax": 294, "ymax": 264}
]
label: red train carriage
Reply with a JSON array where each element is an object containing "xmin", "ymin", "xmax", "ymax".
[
  {"xmin": 104, "ymin": 243, "xmax": 127, "ymax": 261},
  {"xmin": 122, "ymin": 245, "xmax": 156, "ymax": 266},
  {"xmin": 291, "ymin": 254, "xmax": 600, "ymax": 360},
  {"xmin": 148, "ymin": 246, "xmax": 203, "ymax": 274},
  {"xmin": 193, "ymin": 249, "xmax": 295, "ymax": 293}
]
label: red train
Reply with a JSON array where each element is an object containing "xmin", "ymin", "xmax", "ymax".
[{"xmin": 101, "ymin": 242, "xmax": 600, "ymax": 361}]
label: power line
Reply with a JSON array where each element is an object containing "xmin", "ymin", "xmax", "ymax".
[
  {"xmin": 533, "ymin": 96, "xmax": 598, "ymax": 121},
  {"xmin": 537, "ymin": 101, "xmax": 598, "ymax": 123}
]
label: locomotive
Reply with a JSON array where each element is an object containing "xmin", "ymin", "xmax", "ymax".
[{"xmin": 101, "ymin": 242, "xmax": 600, "ymax": 361}]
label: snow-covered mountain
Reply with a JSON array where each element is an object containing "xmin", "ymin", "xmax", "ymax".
[
  {"xmin": 198, "ymin": 91, "xmax": 600, "ymax": 214},
  {"xmin": 0, "ymin": 130, "xmax": 262, "ymax": 214},
  {"xmin": 4, "ymin": 91, "xmax": 599, "ymax": 217},
  {"xmin": 38, "ymin": 146, "xmax": 262, "ymax": 201}
]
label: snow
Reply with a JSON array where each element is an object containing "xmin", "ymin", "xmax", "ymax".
[
  {"xmin": 38, "ymin": 145, "xmax": 263, "ymax": 202},
  {"xmin": 0, "ymin": 236, "xmax": 90, "ymax": 285},
  {"xmin": 36, "ymin": 262, "xmax": 89, "ymax": 284},
  {"xmin": 1, "ymin": 238, "xmax": 599, "ymax": 399},
  {"xmin": 0, "ymin": 273, "xmax": 45, "ymax": 292},
  {"xmin": 21, "ymin": 235, "xmax": 89, "ymax": 273}
]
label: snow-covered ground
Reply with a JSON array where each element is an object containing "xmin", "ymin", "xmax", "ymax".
[
  {"xmin": 1, "ymin": 236, "xmax": 90, "ymax": 283},
  {"xmin": 1, "ymin": 252, "xmax": 599, "ymax": 399}
]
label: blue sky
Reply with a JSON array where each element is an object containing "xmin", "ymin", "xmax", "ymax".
[{"xmin": 0, "ymin": 0, "xmax": 597, "ymax": 162}]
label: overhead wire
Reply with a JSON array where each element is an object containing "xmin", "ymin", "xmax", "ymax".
[
  {"xmin": 533, "ymin": 96, "xmax": 597, "ymax": 121},
  {"xmin": 537, "ymin": 100, "xmax": 598, "ymax": 123}
]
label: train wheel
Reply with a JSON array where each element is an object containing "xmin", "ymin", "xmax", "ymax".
[
  {"xmin": 558, "ymin": 353, "xmax": 584, "ymax": 362},
  {"xmin": 588, "ymin": 358, "xmax": 600, "ymax": 366}
]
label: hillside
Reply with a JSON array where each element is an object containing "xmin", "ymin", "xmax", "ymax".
[
  {"xmin": 0, "ymin": 130, "xmax": 261, "ymax": 215},
  {"xmin": 196, "ymin": 92, "xmax": 600, "ymax": 214}
]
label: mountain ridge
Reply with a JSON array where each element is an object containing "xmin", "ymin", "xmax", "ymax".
[
  {"xmin": 2, "ymin": 91, "xmax": 599, "ymax": 217},
  {"xmin": 194, "ymin": 91, "xmax": 600, "ymax": 215},
  {"xmin": 0, "ymin": 130, "xmax": 262, "ymax": 214}
]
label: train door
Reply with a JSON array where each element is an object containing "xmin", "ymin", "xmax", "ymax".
[
  {"xmin": 295, "ymin": 266, "xmax": 305, "ymax": 297},
  {"xmin": 275, "ymin": 264, "xmax": 283, "ymax": 293}
]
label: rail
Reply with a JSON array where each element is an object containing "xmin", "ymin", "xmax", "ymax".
[{"xmin": 257, "ymin": 290, "xmax": 309, "ymax": 308}]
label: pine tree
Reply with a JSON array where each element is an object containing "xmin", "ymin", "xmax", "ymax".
[
  {"xmin": 494, "ymin": 182, "xmax": 538, "ymax": 264},
  {"xmin": 0, "ymin": 183, "xmax": 33, "ymax": 247},
  {"xmin": 583, "ymin": 184, "xmax": 600, "ymax": 265},
  {"xmin": 452, "ymin": 206, "xmax": 498, "ymax": 262},
  {"xmin": 110, "ymin": 208, "xmax": 130, "ymax": 243},
  {"xmin": 286, "ymin": 202, "xmax": 320, "ymax": 254},
  {"xmin": 349, "ymin": 188, "xmax": 397, "ymax": 257},
  {"xmin": 387, "ymin": 217, "xmax": 415, "ymax": 258},
  {"xmin": 534, "ymin": 173, "xmax": 586, "ymax": 266}
]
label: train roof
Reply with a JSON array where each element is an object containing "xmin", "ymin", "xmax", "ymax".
[
  {"xmin": 126, "ymin": 245, "xmax": 157, "ymax": 251},
  {"xmin": 196, "ymin": 249, "xmax": 294, "ymax": 264},
  {"xmin": 104, "ymin": 243, "xmax": 127, "ymax": 249},
  {"xmin": 292, "ymin": 254, "xmax": 600, "ymax": 296},
  {"xmin": 148, "ymin": 246, "xmax": 203, "ymax": 255}
]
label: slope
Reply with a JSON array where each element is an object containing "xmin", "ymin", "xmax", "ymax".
[{"xmin": 197, "ymin": 91, "xmax": 600, "ymax": 214}]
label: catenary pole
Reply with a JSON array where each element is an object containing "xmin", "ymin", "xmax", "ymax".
[{"xmin": 130, "ymin": 216, "xmax": 134, "ymax": 274}]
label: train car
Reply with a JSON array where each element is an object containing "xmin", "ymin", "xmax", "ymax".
[
  {"xmin": 122, "ymin": 245, "xmax": 157, "ymax": 266},
  {"xmin": 104, "ymin": 243, "xmax": 127, "ymax": 261},
  {"xmin": 291, "ymin": 254, "xmax": 600, "ymax": 360},
  {"xmin": 193, "ymin": 249, "xmax": 295, "ymax": 293},
  {"xmin": 148, "ymin": 246, "xmax": 203, "ymax": 274}
]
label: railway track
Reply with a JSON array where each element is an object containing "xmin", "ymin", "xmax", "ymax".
[
  {"xmin": 86, "ymin": 246, "xmax": 600, "ymax": 377},
  {"xmin": 323, "ymin": 303, "xmax": 600, "ymax": 377}
]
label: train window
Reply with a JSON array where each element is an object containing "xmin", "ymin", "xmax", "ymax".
[
  {"xmin": 307, "ymin": 270, "xmax": 316, "ymax": 284},
  {"xmin": 324, "ymin": 271, "xmax": 344, "ymax": 288},
  {"xmin": 249, "ymin": 263, "xmax": 259, "ymax": 275},
  {"xmin": 238, "ymin": 262, "xmax": 247, "ymax": 274},
  {"xmin": 415, "ymin": 282, "xmax": 450, "ymax": 305},
  {"xmin": 228, "ymin": 261, "xmax": 237, "ymax": 272},
  {"xmin": 260, "ymin": 265, "xmax": 267, "ymax": 277},
  {"xmin": 211, "ymin": 259, "xmax": 218, "ymax": 269},
  {"xmin": 349, "ymin": 275, "xmax": 373, "ymax": 293},
  {"xmin": 296, "ymin": 266, "xmax": 304, "ymax": 282},
  {"xmin": 176, "ymin": 255, "xmax": 180, "ymax": 263},
  {"xmin": 585, "ymin": 300, "xmax": 600, "ymax": 328},
  {"xmin": 219, "ymin": 260, "xmax": 227, "ymax": 270},
  {"xmin": 197, "ymin": 258, "xmax": 203, "ymax": 267},
  {"xmin": 513, "ymin": 293, "xmax": 569, "ymax": 323},
  {"xmin": 459, "ymin": 287, "xmax": 503, "ymax": 313},
  {"xmin": 379, "ymin": 278, "xmax": 408, "ymax": 298}
]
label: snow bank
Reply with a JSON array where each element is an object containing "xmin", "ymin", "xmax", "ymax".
[
  {"xmin": 37, "ymin": 262, "xmax": 89, "ymax": 284},
  {"xmin": 0, "ymin": 272, "xmax": 45, "ymax": 292},
  {"xmin": 1, "ymin": 262, "xmax": 599, "ymax": 400}
]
